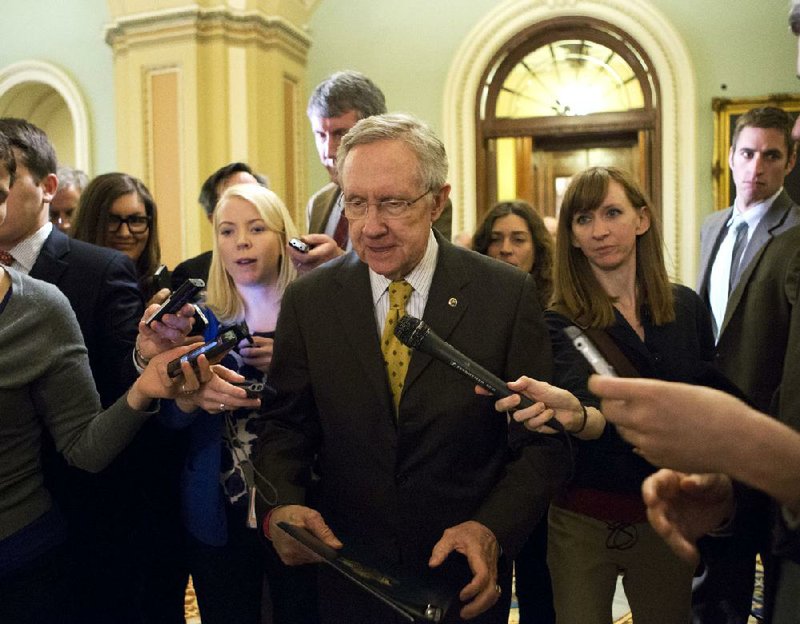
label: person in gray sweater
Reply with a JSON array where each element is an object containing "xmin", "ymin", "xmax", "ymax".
[{"xmin": 0, "ymin": 266, "xmax": 262, "ymax": 624}]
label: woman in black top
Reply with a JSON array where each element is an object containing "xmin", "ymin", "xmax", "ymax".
[{"xmin": 516, "ymin": 167, "xmax": 728, "ymax": 623}]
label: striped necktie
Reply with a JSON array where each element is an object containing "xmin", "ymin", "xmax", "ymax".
[{"xmin": 728, "ymin": 220, "xmax": 748, "ymax": 294}]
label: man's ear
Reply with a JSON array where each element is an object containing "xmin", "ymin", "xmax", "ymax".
[
  {"xmin": 40, "ymin": 172, "xmax": 58, "ymax": 204},
  {"xmin": 431, "ymin": 184, "xmax": 450, "ymax": 222},
  {"xmin": 786, "ymin": 146, "xmax": 797, "ymax": 175}
]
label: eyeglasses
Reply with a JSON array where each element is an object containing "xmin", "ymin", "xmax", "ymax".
[
  {"xmin": 107, "ymin": 214, "xmax": 151, "ymax": 233},
  {"xmin": 343, "ymin": 189, "xmax": 433, "ymax": 220}
]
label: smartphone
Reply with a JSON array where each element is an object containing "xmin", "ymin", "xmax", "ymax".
[
  {"xmin": 167, "ymin": 321, "xmax": 252, "ymax": 378},
  {"xmin": 563, "ymin": 326, "xmax": 618, "ymax": 376},
  {"xmin": 145, "ymin": 278, "xmax": 204, "ymax": 327},
  {"xmin": 289, "ymin": 238, "xmax": 311, "ymax": 253}
]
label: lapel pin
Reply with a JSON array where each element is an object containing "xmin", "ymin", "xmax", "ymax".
[{"xmin": 448, "ymin": 297, "xmax": 458, "ymax": 308}]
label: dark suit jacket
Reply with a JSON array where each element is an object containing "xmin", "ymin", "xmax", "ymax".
[
  {"xmin": 697, "ymin": 191, "xmax": 800, "ymax": 412},
  {"xmin": 255, "ymin": 233, "xmax": 569, "ymax": 623},
  {"xmin": 719, "ymin": 225, "xmax": 800, "ymax": 621},
  {"xmin": 694, "ymin": 194, "xmax": 800, "ymax": 622},
  {"xmin": 30, "ymin": 228, "xmax": 142, "ymax": 406},
  {"xmin": 307, "ymin": 181, "xmax": 454, "ymax": 241},
  {"xmin": 170, "ymin": 250, "xmax": 212, "ymax": 290},
  {"xmin": 28, "ymin": 228, "xmax": 183, "ymax": 621}
]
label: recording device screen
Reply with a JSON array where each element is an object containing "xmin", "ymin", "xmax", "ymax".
[{"xmin": 167, "ymin": 321, "xmax": 252, "ymax": 378}]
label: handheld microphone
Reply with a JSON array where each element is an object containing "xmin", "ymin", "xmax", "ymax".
[{"xmin": 394, "ymin": 315, "xmax": 563, "ymax": 433}]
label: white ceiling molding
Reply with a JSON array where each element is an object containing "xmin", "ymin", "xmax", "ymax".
[{"xmin": 0, "ymin": 60, "xmax": 91, "ymax": 174}]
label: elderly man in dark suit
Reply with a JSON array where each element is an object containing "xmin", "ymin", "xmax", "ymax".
[
  {"xmin": 694, "ymin": 106, "xmax": 800, "ymax": 623},
  {"xmin": 255, "ymin": 113, "xmax": 569, "ymax": 623},
  {"xmin": 0, "ymin": 118, "xmax": 192, "ymax": 623}
]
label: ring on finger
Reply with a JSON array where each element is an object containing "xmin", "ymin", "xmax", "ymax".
[{"xmin": 219, "ymin": 403, "xmax": 226, "ymax": 412}]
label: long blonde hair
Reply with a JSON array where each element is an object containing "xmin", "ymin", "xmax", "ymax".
[{"xmin": 206, "ymin": 184, "xmax": 299, "ymax": 323}]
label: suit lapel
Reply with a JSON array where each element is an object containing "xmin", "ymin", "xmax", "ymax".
[
  {"xmin": 720, "ymin": 191, "xmax": 799, "ymax": 337},
  {"xmin": 403, "ymin": 240, "xmax": 470, "ymax": 395},
  {"xmin": 720, "ymin": 242, "xmax": 768, "ymax": 335},
  {"xmin": 29, "ymin": 229, "xmax": 69, "ymax": 285},
  {"xmin": 309, "ymin": 184, "xmax": 341, "ymax": 235},
  {"xmin": 331, "ymin": 255, "xmax": 395, "ymax": 413}
]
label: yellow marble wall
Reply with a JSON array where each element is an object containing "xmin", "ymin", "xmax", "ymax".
[{"xmin": 105, "ymin": 1, "xmax": 313, "ymax": 268}]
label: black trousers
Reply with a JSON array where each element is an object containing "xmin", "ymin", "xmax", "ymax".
[
  {"xmin": 0, "ymin": 544, "xmax": 75, "ymax": 624},
  {"xmin": 187, "ymin": 502, "xmax": 319, "ymax": 624},
  {"xmin": 514, "ymin": 516, "xmax": 555, "ymax": 624}
]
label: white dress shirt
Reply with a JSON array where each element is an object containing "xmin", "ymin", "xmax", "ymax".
[{"xmin": 709, "ymin": 188, "xmax": 779, "ymax": 339}]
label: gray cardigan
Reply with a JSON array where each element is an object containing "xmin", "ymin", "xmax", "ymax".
[{"xmin": 0, "ymin": 269, "xmax": 154, "ymax": 541}]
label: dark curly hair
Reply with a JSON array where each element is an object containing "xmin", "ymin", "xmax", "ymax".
[{"xmin": 473, "ymin": 200, "xmax": 554, "ymax": 305}]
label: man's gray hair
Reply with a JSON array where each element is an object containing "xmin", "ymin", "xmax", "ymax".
[
  {"xmin": 307, "ymin": 70, "xmax": 387, "ymax": 120},
  {"xmin": 56, "ymin": 166, "xmax": 89, "ymax": 192},
  {"xmin": 337, "ymin": 113, "xmax": 448, "ymax": 192}
]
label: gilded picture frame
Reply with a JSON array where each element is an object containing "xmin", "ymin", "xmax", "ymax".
[{"xmin": 712, "ymin": 94, "xmax": 800, "ymax": 211}]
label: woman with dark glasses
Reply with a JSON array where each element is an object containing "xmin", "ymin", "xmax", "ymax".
[{"xmin": 73, "ymin": 172, "xmax": 164, "ymax": 302}]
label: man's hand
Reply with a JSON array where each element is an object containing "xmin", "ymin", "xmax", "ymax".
[
  {"xmin": 146, "ymin": 287, "xmax": 170, "ymax": 307},
  {"xmin": 588, "ymin": 376, "xmax": 747, "ymax": 474},
  {"xmin": 642, "ymin": 469, "xmax": 735, "ymax": 566},
  {"xmin": 137, "ymin": 301, "xmax": 196, "ymax": 360},
  {"xmin": 429, "ymin": 521, "xmax": 501, "ymax": 620},
  {"xmin": 286, "ymin": 234, "xmax": 345, "ymax": 275},
  {"xmin": 266, "ymin": 504, "xmax": 343, "ymax": 565}
]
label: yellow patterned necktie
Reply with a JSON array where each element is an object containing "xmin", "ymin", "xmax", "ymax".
[{"xmin": 381, "ymin": 280, "xmax": 414, "ymax": 411}]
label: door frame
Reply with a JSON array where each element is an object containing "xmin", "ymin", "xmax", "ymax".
[{"xmin": 443, "ymin": 0, "xmax": 698, "ymax": 283}]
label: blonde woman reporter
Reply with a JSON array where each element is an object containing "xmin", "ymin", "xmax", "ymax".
[{"xmin": 161, "ymin": 184, "xmax": 316, "ymax": 624}]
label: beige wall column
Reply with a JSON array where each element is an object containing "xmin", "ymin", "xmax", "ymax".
[{"xmin": 105, "ymin": 1, "xmax": 314, "ymax": 268}]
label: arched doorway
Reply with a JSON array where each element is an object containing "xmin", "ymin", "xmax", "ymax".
[
  {"xmin": 444, "ymin": 0, "xmax": 697, "ymax": 283},
  {"xmin": 477, "ymin": 17, "xmax": 660, "ymax": 224},
  {"xmin": 0, "ymin": 60, "xmax": 91, "ymax": 172}
]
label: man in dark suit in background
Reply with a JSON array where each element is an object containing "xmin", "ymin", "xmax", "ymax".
[
  {"xmin": 289, "ymin": 70, "xmax": 452, "ymax": 274},
  {"xmin": 255, "ymin": 113, "xmax": 569, "ymax": 623},
  {"xmin": 170, "ymin": 161, "xmax": 267, "ymax": 288},
  {"xmin": 0, "ymin": 117, "xmax": 192, "ymax": 623},
  {"xmin": 694, "ymin": 107, "xmax": 800, "ymax": 623}
]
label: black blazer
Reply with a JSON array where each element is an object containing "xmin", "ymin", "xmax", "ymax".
[
  {"xmin": 170, "ymin": 250, "xmax": 212, "ymax": 290},
  {"xmin": 255, "ymin": 233, "xmax": 569, "ymax": 622},
  {"xmin": 30, "ymin": 227, "xmax": 142, "ymax": 406}
]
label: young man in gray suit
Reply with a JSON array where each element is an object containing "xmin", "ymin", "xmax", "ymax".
[
  {"xmin": 698, "ymin": 106, "xmax": 799, "ymax": 341},
  {"xmin": 694, "ymin": 107, "xmax": 799, "ymax": 622}
]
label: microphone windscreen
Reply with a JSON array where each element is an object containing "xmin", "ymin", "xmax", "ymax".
[{"xmin": 394, "ymin": 315, "xmax": 426, "ymax": 349}]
